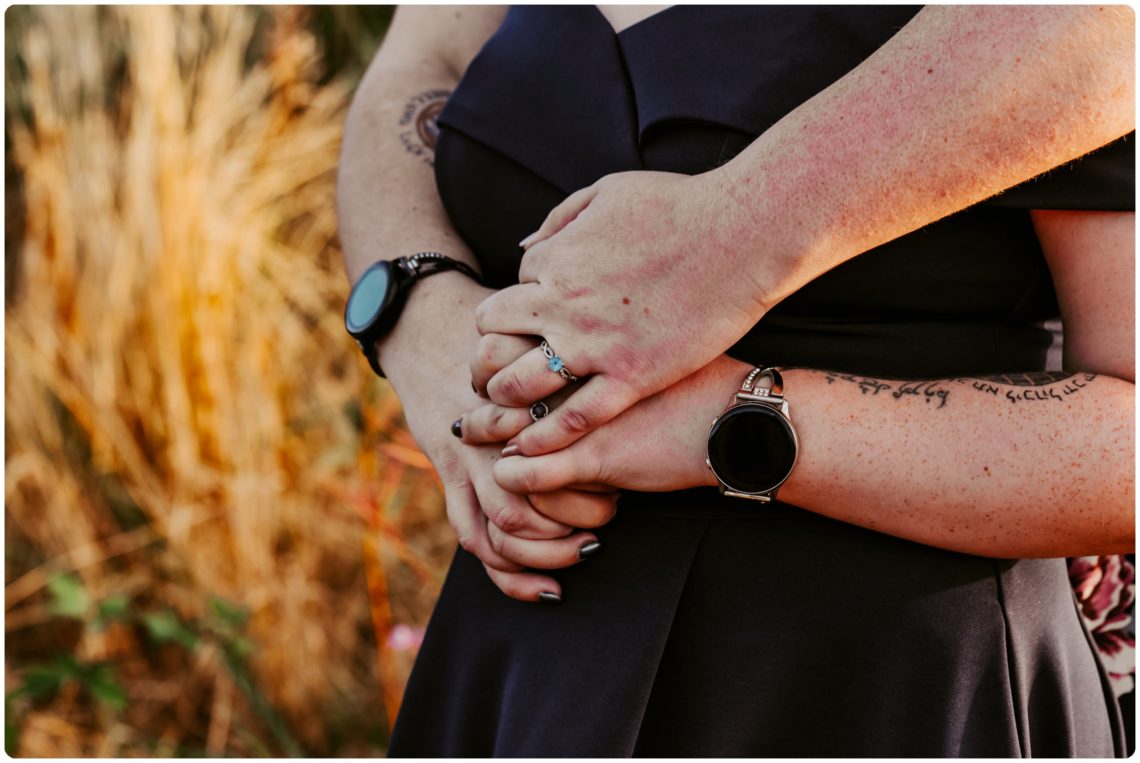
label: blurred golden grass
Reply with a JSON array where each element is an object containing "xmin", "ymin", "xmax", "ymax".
[{"xmin": 6, "ymin": 6, "xmax": 450, "ymax": 756}]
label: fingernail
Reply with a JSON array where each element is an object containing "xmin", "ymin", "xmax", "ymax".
[
  {"xmin": 501, "ymin": 444, "xmax": 521, "ymax": 458},
  {"xmin": 537, "ymin": 591, "xmax": 562, "ymax": 604},
  {"xmin": 518, "ymin": 231, "xmax": 539, "ymax": 249},
  {"xmin": 450, "ymin": 418, "xmax": 463, "ymax": 438},
  {"xmin": 578, "ymin": 540, "xmax": 602, "ymax": 559}
]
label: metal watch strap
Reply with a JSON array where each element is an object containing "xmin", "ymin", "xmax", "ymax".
[
  {"xmin": 714, "ymin": 365, "xmax": 792, "ymax": 503},
  {"xmin": 739, "ymin": 366, "xmax": 784, "ymax": 400},
  {"xmin": 396, "ymin": 251, "xmax": 483, "ymax": 285}
]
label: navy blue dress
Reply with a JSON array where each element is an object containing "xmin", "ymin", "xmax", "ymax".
[{"xmin": 388, "ymin": 6, "xmax": 1134, "ymax": 756}]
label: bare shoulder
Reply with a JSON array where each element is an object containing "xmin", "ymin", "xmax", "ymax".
[{"xmin": 380, "ymin": 6, "xmax": 508, "ymax": 78}]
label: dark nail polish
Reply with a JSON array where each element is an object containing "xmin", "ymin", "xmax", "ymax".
[
  {"xmin": 538, "ymin": 591, "xmax": 562, "ymax": 604},
  {"xmin": 501, "ymin": 444, "xmax": 521, "ymax": 458},
  {"xmin": 450, "ymin": 419, "xmax": 463, "ymax": 438},
  {"xmin": 578, "ymin": 540, "xmax": 602, "ymax": 559},
  {"xmin": 471, "ymin": 379, "xmax": 479, "ymax": 395}
]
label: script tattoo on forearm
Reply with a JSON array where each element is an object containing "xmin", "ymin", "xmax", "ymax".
[
  {"xmin": 398, "ymin": 89, "xmax": 449, "ymax": 166},
  {"xmin": 959, "ymin": 371, "xmax": 1097, "ymax": 405},
  {"xmin": 819, "ymin": 370, "xmax": 1098, "ymax": 409},
  {"xmin": 822, "ymin": 373, "xmax": 952, "ymax": 408}
]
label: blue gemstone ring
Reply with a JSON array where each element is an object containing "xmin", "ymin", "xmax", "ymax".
[{"xmin": 539, "ymin": 340, "xmax": 579, "ymax": 383}]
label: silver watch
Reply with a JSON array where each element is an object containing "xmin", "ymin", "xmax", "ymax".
[{"xmin": 706, "ymin": 366, "xmax": 799, "ymax": 502}]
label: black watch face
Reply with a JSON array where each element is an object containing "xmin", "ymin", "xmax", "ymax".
[
  {"xmin": 708, "ymin": 403, "xmax": 797, "ymax": 494},
  {"xmin": 345, "ymin": 261, "xmax": 395, "ymax": 335}
]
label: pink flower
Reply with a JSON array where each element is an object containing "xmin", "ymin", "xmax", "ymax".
[
  {"xmin": 1069, "ymin": 555, "xmax": 1135, "ymax": 697},
  {"xmin": 386, "ymin": 623, "xmax": 426, "ymax": 653}
]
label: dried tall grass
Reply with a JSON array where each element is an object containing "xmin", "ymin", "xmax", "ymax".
[{"xmin": 6, "ymin": 6, "xmax": 450, "ymax": 756}]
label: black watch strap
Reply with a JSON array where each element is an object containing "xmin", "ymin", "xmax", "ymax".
[
  {"xmin": 396, "ymin": 251, "xmax": 483, "ymax": 285},
  {"xmin": 364, "ymin": 252, "xmax": 484, "ymax": 378}
]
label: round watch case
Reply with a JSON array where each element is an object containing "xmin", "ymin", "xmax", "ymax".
[{"xmin": 707, "ymin": 400, "xmax": 798, "ymax": 497}]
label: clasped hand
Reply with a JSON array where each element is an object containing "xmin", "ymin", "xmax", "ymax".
[
  {"xmin": 472, "ymin": 169, "xmax": 768, "ymax": 455},
  {"xmin": 455, "ymin": 170, "xmax": 766, "ymax": 596}
]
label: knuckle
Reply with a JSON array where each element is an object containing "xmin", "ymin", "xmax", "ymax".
[
  {"xmin": 488, "ymin": 529, "xmax": 506, "ymax": 555},
  {"xmin": 494, "ymin": 372, "xmax": 528, "ymax": 405},
  {"xmin": 517, "ymin": 467, "xmax": 542, "ymax": 495},
  {"xmin": 489, "ymin": 407, "xmax": 509, "ymax": 435},
  {"xmin": 476, "ymin": 334, "xmax": 500, "ymax": 368},
  {"xmin": 493, "ymin": 506, "xmax": 529, "ymax": 536},
  {"xmin": 559, "ymin": 406, "xmax": 593, "ymax": 436}
]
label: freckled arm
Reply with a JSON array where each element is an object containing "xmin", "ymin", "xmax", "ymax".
[
  {"xmin": 762, "ymin": 368, "xmax": 1133, "ymax": 558},
  {"xmin": 739, "ymin": 211, "xmax": 1135, "ymax": 558},
  {"xmin": 704, "ymin": 6, "xmax": 1135, "ymax": 310}
]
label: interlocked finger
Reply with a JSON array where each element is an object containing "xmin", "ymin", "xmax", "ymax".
[
  {"xmin": 486, "ymin": 345, "xmax": 580, "ymax": 407},
  {"xmin": 471, "ymin": 333, "xmax": 537, "ymax": 397},
  {"xmin": 474, "ymin": 283, "xmax": 546, "ymax": 337},
  {"xmin": 508, "ymin": 374, "xmax": 635, "ymax": 456},
  {"xmin": 518, "ymin": 183, "xmax": 601, "ymax": 260},
  {"xmin": 459, "ymin": 403, "xmax": 534, "ymax": 445},
  {"xmin": 483, "ymin": 564, "xmax": 563, "ymax": 603},
  {"xmin": 442, "ymin": 482, "xmax": 525, "ymax": 573},
  {"xmin": 528, "ymin": 489, "xmax": 618, "ymax": 529},
  {"xmin": 485, "ymin": 522, "xmax": 599, "ymax": 570},
  {"xmin": 472, "ymin": 468, "xmax": 573, "ymax": 540}
]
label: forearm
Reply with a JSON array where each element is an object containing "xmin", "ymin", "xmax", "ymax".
[
  {"xmin": 767, "ymin": 368, "xmax": 1135, "ymax": 558},
  {"xmin": 336, "ymin": 10, "xmax": 497, "ymax": 391},
  {"xmin": 707, "ymin": 6, "xmax": 1135, "ymax": 309}
]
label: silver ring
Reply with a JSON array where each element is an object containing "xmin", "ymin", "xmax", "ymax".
[
  {"xmin": 539, "ymin": 341, "xmax": 579, "ymax": 383},
  {"xmin": 529, "ymin": 401, "xmax": 549, "ymax": 422}
]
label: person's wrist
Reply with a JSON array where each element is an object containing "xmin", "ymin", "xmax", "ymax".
[
  {"xmin": 699, "ymin": 157, "xmax": 814, "ymax": 313},
  {"xmin": 373, "ymin": 272, "xmax": 491, "ymax": 391},
  {"xmin": 689, "ymin": 355, "xmax": 755, "ymax": 489}
]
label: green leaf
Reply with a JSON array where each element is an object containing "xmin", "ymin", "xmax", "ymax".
[
  {"xmin": 46, "ymin": 574, "xmax": 90, "ymax": 619},
  {"xmin": 15, "ymin": 655, "xmax": 80, "ymax": 699},
  {"xmin": 98, "ymin": 593, "xmax": 131, "ymax": 622},
  {"xmin": 84, "ymin": 666, "xmax": 127, "ymax": 712},
  {"xmin": 141, "ymin": 611, "xmax": 199, "ymax": 650},
  {"xmin": 209, "ymin": 597, "xmax": 249, "ymax": 628}
]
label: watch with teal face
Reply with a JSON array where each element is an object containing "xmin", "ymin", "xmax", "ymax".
[{"xmin": 344, "ymin": 252, "xmax": 482, "ymax": 377}]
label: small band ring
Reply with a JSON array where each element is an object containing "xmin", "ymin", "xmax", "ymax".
[
  {"xmin": 539, "ymin": 341, "xmax": 579, "ymax": 383},
  {"xmin": 529, "ymin": 401, "xmax": 550, "ymax": 422}
]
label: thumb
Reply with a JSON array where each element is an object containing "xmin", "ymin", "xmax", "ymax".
[{"xmin": 518, "ymin": 183, "xmax": 601, "ymax": 250}]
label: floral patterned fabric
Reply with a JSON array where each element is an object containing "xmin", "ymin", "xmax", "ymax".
[{"xmin": 1069, "ymin": 554, "xmax": 1136, "ymax": 697}]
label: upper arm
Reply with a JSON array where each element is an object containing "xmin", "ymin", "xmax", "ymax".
[
  {"xmin": 1032, "ymin": 210, "xmax": 1135, "ymax": 382},
  {"xmin": 372, "ymin": 5, "xmax": 507, "ymax": 80}
]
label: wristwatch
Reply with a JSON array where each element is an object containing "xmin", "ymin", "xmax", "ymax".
[
  {"xmin": 344, "ymin": 252, "xmax": 482, "ymax": 377},
  {"xmin": 706, "ymin": 366, "xmax": 799, "ymax": 502}
]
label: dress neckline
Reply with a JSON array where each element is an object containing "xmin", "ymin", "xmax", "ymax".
[{"xmin": 590, "ymin": 5, "xmax": 680, "ymax": 37}]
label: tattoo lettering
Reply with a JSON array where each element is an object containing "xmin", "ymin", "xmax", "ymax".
[
  {"xmin": 823, "ymin": 372, "xmax": 891, "ymax": 396},
  {"xmin": 398, "ymin": 89, "xmax": 449, "ymax": 166},
  {"xmin": 817, "ymin": 370, "xmax": 1098, "ymax": 410},
  {"xmin": 891, "ymin": 380, "xmax": 951, "ymax": 408},
  {"xmin": 824, "ymin": 372, "xmax": 951, "ymax": 408},
  {"xmin": 960, "ymin": 372, "xmax": 1097, "ymax": 405}
]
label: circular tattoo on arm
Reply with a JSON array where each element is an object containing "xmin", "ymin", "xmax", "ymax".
[{"xmin": 398, "ymin": 89, "xmax": 450, "ymax": 166}]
